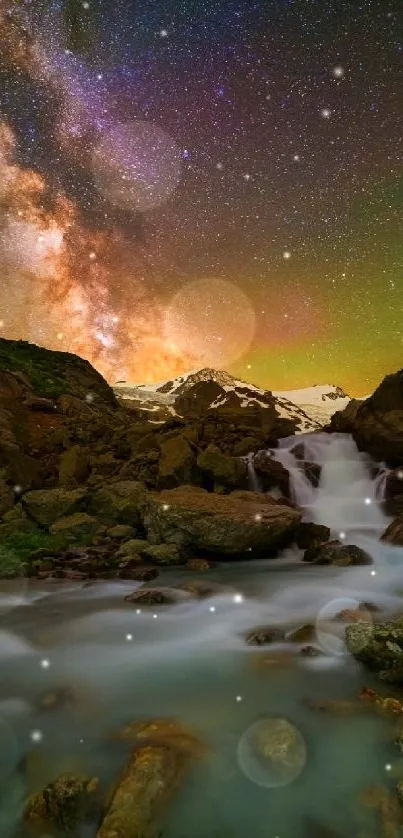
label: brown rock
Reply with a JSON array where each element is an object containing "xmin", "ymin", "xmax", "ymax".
[{"xmin": 382, "ymin": 513, "xmax": 403, "ymax": 546}]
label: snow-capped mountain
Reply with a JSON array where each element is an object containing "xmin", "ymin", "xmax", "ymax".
[
  {"xmin": 273, "ymin": 384, "xmax": 351, "ymax": 425},
  {"xmin": 113, "ymin": 369, "xmax": 339, "ymax": 433}
]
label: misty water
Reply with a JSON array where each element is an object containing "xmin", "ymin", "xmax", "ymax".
[{"xmin": 1, "ymin": 433, "xmax": 403, "ymax": 837}]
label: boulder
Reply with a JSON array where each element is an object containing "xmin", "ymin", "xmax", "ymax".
[
  {"xmin": 0, "ymin": 472, "xmax": 14, "ymax": 515},
  {"xmin": 107, "ymin": 524, "xmax": 137, "ymax": 539},
  {"xmin": 157, "ymin": 435, "xmax": 196, "ymax": 489},
  {"xmin": 140, "ymin": 543, "xmax": 183, "ymax": 565},
  {"xmin": 303, "ymin": 540, "xmax": 372, "ymax": 566},
  {"xmin": 88, "ymin": 481, "xmax": 147, "ymax": 526},
  {"xmin": 22, "ymin": 487, "xmax": 87, "ymax": 527},
  {"xmin": 251, "ymin": 450, "xmax": 290, "ymax": 495},
  {"xmin": 345, "ymin": 622, "xmax": 403, "ymax": 682},
  {"xmin": 24, "ymin": 773, "xmax": 101, "ymax": 833},
  {"xmin": 49, "ymin": 513, "xmax": 100, "ymax": 541},
  {"xmin": 328, "ymin": 370, "xmax": 403, "ymax": 466},
  {"xmin": 295, "ymin": 522, "xmax": 331, "ymax": 549},
  {"xmin": 381, "ymin": 512, "xmax": 403, "ymax": 546},
  {"xmin": 143, "ymin": 486, "xmax": 301, "ymax": 557},
  {"xmin": 116, "ymin": 538, "xmax": 150, "ymax": 559},
  {"xmin": 197, "ymin": 444, "xmax": 248, "ymax": 489},
  {"xmin": 58, "ymin": 445, "xmax": 90, "ymax": 486}
]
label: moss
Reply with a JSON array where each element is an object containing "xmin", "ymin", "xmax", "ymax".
[
  {"xmin": 0, "ymin": 530, "xmax": 70, "ymax": 577},
  {"xmin": 0, "ymin": 337, "xmax": 116, "ymax": 403}
]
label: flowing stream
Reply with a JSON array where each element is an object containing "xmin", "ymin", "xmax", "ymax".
[{"xmin": 1, "ymin": 433, "xmax": 403, "ymax": 838}]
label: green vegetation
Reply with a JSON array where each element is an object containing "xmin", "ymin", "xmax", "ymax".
[
  {"xmin": 0, "ymin": 338, "xmax": 116, "ymax": 403},
  {"xmin": 0, "ymin": 530, "xmax": 69, "ymax": 578}
]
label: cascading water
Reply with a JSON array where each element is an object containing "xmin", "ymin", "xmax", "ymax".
[
  {"xmin": 272, "ymin": 432, "xmax": 388, "ymax": 539},
  {"xmin": 244, "ymin": 452, "xmax": 262, "ymax": 492}
]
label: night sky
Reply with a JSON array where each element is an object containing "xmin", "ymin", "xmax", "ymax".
[{"xmin": 0, "ymin": 0, "xmax": 401, "ymax": 395}]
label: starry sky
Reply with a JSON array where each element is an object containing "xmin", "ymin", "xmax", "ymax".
[{"xmin": 0, "ymin": 0, "xmax": 401, "ymax": 395}]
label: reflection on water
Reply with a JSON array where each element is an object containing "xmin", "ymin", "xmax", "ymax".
[{"xmin": 0, "ymin": 433, "xmax": 403, "ymax": 837}]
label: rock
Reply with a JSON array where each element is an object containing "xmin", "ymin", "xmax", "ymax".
[
  {"xmin": 302, "ymin": 461, "xmax": 321, "ymax": 488},
  {"xmin": 116, "ymin": 538, "xmax": 149, "ymax": 559},
  {"xmin": 22, "ymin": 487, "xmax": 87, "ymax": 527},
  {"xmin": 245, "ymin": 626, "xmax": 285, "ymax": 646},
  {"xmin": 157, "ymin": 435, "xmax": 196, "ymax": 489},
  {"xmin": 295, "ymin": 522, "xmax": 331, "ymax": 549},
  {"xmin": 180, "ymin": 580, "xmax": 221, "ymax": 598},
  {"xmin": 124, "ymin": 588, "xmax": 178, "ymax": 606},
  {"xmin": 140, "ymin": 543, "xmax": 184, "ymax": 566},
  {"xmin": 359, "ymin": 686, "xmax": 403, "ymax": 718},
  {"xmin": 144, "ymin": 486, "xmax": 301, "ymax": 557},
  {"xmin": 303, "ymin": 541, "xmax": 372, "ymax": 566},
  {"xmin": 384, "ymin": 469, "xmax": 403, "ymax": 516},
  {"xmin": 397, "ymin": 781, "xmax": 403, "ymax": 806},
  {"xmin": 252, "ymin": 450, "xmax": 290, "ymax": 495},
  {"xmin": 196, "ymin": 444, "xmax": 248, "ymax": 490},
  {"xmin": 50, "ymin": 512, "xmax": 100, "ymax": 540},
  {"xmin": 58, "ymin": 445, "xmax": 90, "ymax": 486},
  {"xmin": 88, "ymin": 481, "xmax": 147, "ymax": 526},
  {"xmin": 107, "ymin": 524, "xmax": 137, "ymax": 539},
  {"xmin": 345, "ymin": 622, "xmax": 403, "ymax": 681},
  {"xmin": 286, "ymin": 624, "xmax": 315, "ymax": 643},
  {"xmin": 186, "ymin": 558, "xmax": 213, "ymax": 571},
  {"xmin": 248, "ymin": 716, "xmax": 306, "ymax": 784},
  {"xmin": 328, "ymin": 370, "xmax": 403, "ymax": 466},
  {"xmin": 97, "ymin": 721, "xmax": 204, "ymax": 838},
  {"xmin": 24, "ymin": 773, "xmax": 101, "ymax": 833},
  {"xmin": 381, "ymin": 513, "xmax": 403, "ymax": 546}
]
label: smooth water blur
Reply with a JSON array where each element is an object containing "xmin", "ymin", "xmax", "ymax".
[{"xmin": 1, "ymin": 433, "xmax": 403, "ymax": 838}]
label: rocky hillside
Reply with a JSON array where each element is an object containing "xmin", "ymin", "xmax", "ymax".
[
  {"xmin": 114, "ymin": 368, "xmax": 322, "ymax": 432},
  {"xmin": 0, "ymin": 338, "xmax": 401, "ymax": 580},
  {"xmin": 328, "ymin": 369, "xmax": 403, "ymax": 466}
]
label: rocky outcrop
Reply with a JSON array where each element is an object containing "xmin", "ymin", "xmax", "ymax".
[
  {"xmin": 143, "ymin": 486, "xmax": 301, "ymax": 557},
  {"xmin": 328, "ymin": 370, "xmax": 403, "ymax": 465},
  {"xmin": 252, "ymin": 450, "xmax": 290, "ymax": 495},
  {"xmin": 303, "ymin": 540, "xmax": 372, "ymax": 565}
]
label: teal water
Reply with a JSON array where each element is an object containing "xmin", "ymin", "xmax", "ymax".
[{"xmin": 0, "ymin": 561, "xmax": 401, "ymax": 838}]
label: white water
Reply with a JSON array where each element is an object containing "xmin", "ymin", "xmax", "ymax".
[{"xmin": 1, "ymin": 432, "xmax": 403, "ymax": 838}]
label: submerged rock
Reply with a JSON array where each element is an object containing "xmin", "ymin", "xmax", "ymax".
[
  {"xmin": 295, "ymin": 522, "xmax": 330, "ymax": 549},
  {"xmin": 303, "ymin": 541, "xmax": 372, "ymax": 566},
  {"xmin": 359, "ymin": 687, "xmax": 403, "ymax": 718},
  {"xmin": 124, "ymin": 588, "xmax": 178, "ymax": 606},
  {"xmin": 286, "ymin": 624, "xmax": 316, "ymax": 644},
  {"xmin": 245, "ymin": 626, "xmax": 285, "ymax": 646},
  {"xmin": 98, "ymin": 719, "xmax": 206, "ymax": 838},
  {"xmin": 24, "ymin": 773, "xmax": 101, "ymax": 833}
]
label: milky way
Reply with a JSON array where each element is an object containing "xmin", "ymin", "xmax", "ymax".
[{"xmin": 0, "ymin": 0, "xmax": 401, "ymax": 393}]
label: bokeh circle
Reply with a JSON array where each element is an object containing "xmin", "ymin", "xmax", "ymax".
[
  {"xmin": 164, "ymin": 277, "xmax": 256, "ymax": 367},
  {"xmin": 91, "ymin": 120, "xmax": 182, "ymax": 212},
  {"xmin": 316, "ymin": 597, "xmax": 373, "ymax": 657},
  {"xmin": 237, "ymin": 716, "xmax": 307, "ymax": 788}
]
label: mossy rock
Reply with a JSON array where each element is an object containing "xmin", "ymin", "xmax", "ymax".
[
  {"xmin": 0, "ymin": 337, "xmax": 117, "ymax": 404},
  {"xmin": 24, "ymin": 773, "xmax": 101, "ymax": 833}
]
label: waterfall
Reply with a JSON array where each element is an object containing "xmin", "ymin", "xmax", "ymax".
[
  {"xmin": 271, "ymin": 432, "xmax": 389, "ymax": 540},
  {"xmin": 244, "ymin": 453, "xmax": 262, "ymax": 492}
]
